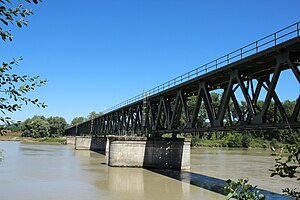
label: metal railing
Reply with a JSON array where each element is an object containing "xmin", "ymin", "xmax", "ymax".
[{"xmin": 103, "ymin": 21, "xmax": 300, "ymax": 114}]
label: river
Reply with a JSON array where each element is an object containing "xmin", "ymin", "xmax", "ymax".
[{"xmin": 0, "ymin": 141, "xmax": 298, "ymax": 200}]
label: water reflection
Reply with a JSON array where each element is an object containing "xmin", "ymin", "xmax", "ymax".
[
  {"xmin": 108, "ymin": 168, "xmax": 144, "ymax": 193},
  {"xmin": 97, "ymin": 166, "xmax": 198, "ymax": 200},
  {"xmin": 0, "ymin": 148, "xmax": 3, "ymax": 164}
]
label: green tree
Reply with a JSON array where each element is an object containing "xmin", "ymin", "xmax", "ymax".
[
  {"xmin": 4, "ymin": 121, "xmax": 22, "ymax": 132},
  {"xmin": 0, "ymin": 0, "xmax": 46, "ymax": 125},
  {"xmin": 71, "ymin": 117, "xmax": 86, "ymax": 126},
  {"xmin": 21, "ymin": 115, "xmax": 50, "ymax": 138},
  {"xmin": 47, "ymin": 116, "xmax": 67, "ymax": 137},
  {"xmin": 30, "ymin": 117, "xmax": 50, "ymax": 138},
  {"xmin": 87, "ymin": 111, "xmax": 102, "ymax": 120}
]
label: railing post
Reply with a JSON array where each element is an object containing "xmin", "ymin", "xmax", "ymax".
[
  {"xmin": 196, "ymin": 68, "xmax": 198, "ymax": 76},
  {"xmin": 256, "ymin": 41, "xmax": 259, "ymax": 53},
  {"xmin": 205, "ymin": 64, "xmax": 208, "ymax": 73},
  {"xmin": 227, "ymin": 54, "xmax": 230, "ymax": 64},
  {"xmin": 215, "ymin": 60, "xmax": 218, "ymax": 69},
  {"xmin": 240, "ymin": 48, "xmax": 243, "ymax": 59},
  {"xmin": 297, "ymin": 22, "xmax": 300, "ymax": 36},
  {"xmin": 274, "ymin": 33, "xmax": 277, "ymax": 45}
]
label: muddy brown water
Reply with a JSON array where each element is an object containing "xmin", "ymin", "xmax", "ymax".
[{"xmin": 0, "ymin": 142, "xmax": 297, "ymax": 200}]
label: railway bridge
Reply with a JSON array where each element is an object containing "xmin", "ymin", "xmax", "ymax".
[
  {"xmin": 65, "ymin": 22, "xmax": 300, "ymax": 170},
  {"xmin": 66, "ymin": 22, "xmax": 300, "ymax": 137}
]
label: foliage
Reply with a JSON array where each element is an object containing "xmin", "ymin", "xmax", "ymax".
[
  {"xmin": 270, "ymin": 138, "xmax": 280, "ymax": 149},
  {"xmin": 224, "ymin": 178, "xmax": 265, "ymax": 200},
  {"xmin": 1, "ymin": 121, "xmax": 21, "ymax": 132},
  {"xmin": 186, "ymin": 95, "xmax": 298, "ymax": 148},
  {"xmin": 0, "ymin": 58, "xmax": 47, "ymax": 124},
  {"xmin": 191, "ymin": 132, "xmax": 253, "ymax": 148},
  {"xmin": 270, "ymin": 144, "xmax": 300, "ymax": 198},
  {"xmin": 34, "ymin": 137, "xmax": 66, "ymax": 144},
  {"xmin": 22, "ymin": 115, "xmax": 49, "ymax": 137},
  {"xmin": 71, "ymin": 111, "xmax": 103, "ymax": 126},
  {"xmin": 0, "ymin": 0, "xmax": 46, "ymax": 125},
  {"xmin": 21, "ymin": 115, "xmax": 67, "ymax": 138},
  {"xmin": 87, "ymin": 111, "xmax": 102, "ymax": 120},
  {"xmin": 47, "ymin": 116, "xmax": 67, "ymax": 137},
  {"xmin": 226, "ymin": 133, "xmax": 249, "ymax": 147},
  {"xmin": 249, "ymin": 138, "xmax": 268, "ymax": 148},
  {"xmin": 0, "ymin": 0, "xmax": 41, "ymax": 42},
  {"xmin": 71, "ymin": 116, "xmax": 86, "ymax": 126},
  {"xmin": 191, "ymin": 137, "xmax": 227, "ymax": 147}
]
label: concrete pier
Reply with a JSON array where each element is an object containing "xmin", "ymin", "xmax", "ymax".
[
  {"xmin": 66, "ymin": 136, "xmax": 76, "ymax": 145},
  {"xmin": 107, "ymin": 136, "xmax": 190, "ymax": 170},
  {"xmin": 70, "ymin": 135, "xmax": 191, "ymax": 170},
  {"xmin": 74, "ymin": 136, "xmax": 107, "ymax": 151}
]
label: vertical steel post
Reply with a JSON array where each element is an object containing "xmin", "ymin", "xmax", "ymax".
[
  {"xmin": 227, "ymin": 54, "xmax": 230, "ymax": 64},
  {"xmin": 240, "ymin": 48, "xmax": 243, "ymax": 59},
  {"xmin": 256, "ymin": 41, "xmax": 259, "ymax": 53}
]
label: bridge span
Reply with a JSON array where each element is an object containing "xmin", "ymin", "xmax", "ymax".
[{"xmin": 65, "ymin": 22, "xmax": 300, "ymax": 138}]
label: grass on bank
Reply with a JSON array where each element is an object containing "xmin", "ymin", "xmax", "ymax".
[
  {"xmin": 2, "ymin": 131, "xmax": 297, "ymax": 148},
  {"xmin": 190, "ymin": 135, "xmax": 287, "ymax": 149},
  {"xmin": 0, "ymin": 132, "xmax": 66, "ymax": 144},
  {"xmin": 162, "ymin": 132, "xmax": 292, "ymax": 149}
]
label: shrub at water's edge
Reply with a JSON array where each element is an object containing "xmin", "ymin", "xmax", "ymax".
[{"xmin": 189, "ymin": 130, "xmax": 298, "ymax": 148}]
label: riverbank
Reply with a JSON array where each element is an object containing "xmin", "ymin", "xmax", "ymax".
[
  {"xmin": 189, "ymin": 133, "xmax": 293, "ymax": 149},
  {"xmin": 0, "ymin": 135, "xmax": 66, "ymax": 145},
  {"xmin": 0, "ymin": 136, "xmax": 280, "ymax": 149},
  {"xmin": 0, "ymin": 133, "xmax": 290, "ymax": 149},
  {"xmin": 191, "ymin": 137, "xmax": 276, "ymax": 148}
]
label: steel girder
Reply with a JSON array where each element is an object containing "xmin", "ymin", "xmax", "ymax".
[{"xmin": 65, "ymin": 38, "xmax": 300, "ymax": 137}]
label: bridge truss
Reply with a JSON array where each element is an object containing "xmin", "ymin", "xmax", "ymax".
[{"xmin": 66, "ymin": 23, "xmax": 300, "ymax": 137}]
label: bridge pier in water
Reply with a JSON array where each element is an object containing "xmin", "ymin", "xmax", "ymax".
[
  {"xmin": 69, "ymin": 135, "xmax": 191, "ymax": 170},
  {"xmin": 66, "ymin": 136, "xmax": 76, "ymax": 145},
  {"xmin": 108, "ymin": 136, "xmax": 190, "ymax": 170},
  {"xmin": 73, "ymin": 136, "xmax": 108, "ymax": 151}
]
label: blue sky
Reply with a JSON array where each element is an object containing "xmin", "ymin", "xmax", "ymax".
[{"xmin": 1, "ymin": 0, "xmax": 300, "ymax": 123}]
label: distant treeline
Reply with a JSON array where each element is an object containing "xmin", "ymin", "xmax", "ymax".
[
  {"xmin": 2, "ymin": 116, "xmax": 67, "ymax": 138},
  {"xmin": 1, "ymin": 111, "xmax": 103, "ymax": 138},
  {"xmin": 2, "ymin": 97, "xmax": 299, "ymax": 146}
]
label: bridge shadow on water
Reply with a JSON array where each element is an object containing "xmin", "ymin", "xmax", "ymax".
[
  {"xmin": 146, "ymin": 168, "xmax": 293, "ymax": 200},
  {"xmin": 90, "ymin": 149, "xmax": 106, "ymax": 156}
]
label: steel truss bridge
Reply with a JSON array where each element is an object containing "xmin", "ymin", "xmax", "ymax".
[{"xmin": 65, "ymin": 22, "xmax": 300, "ymax": 137}]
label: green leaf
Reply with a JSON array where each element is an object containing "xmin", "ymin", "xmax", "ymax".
[
  {"xmin": 16, "ymin": 21, "xmax": 22, "ymax": 28},
  {"xmin": 0, "ymin": 19, "xmax": 8, "ymax": 26}
]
